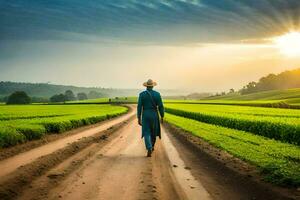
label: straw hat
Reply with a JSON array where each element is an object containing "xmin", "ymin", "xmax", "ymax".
[{"xmin": 143, "ymin": 79, "xmax": 157, "ymax": 87}]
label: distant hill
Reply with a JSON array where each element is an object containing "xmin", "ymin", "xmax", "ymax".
[
  {"xmin": 204, "ymin": 88, "xmax": 300, "ymax": 106},
  {"xmin": 0, "ymin": 81, "xmax": 116, "ymax": 98},
  {"xmin": 164, "ymin": 92, "xmax": 211, "ymax": 100},
  {"xmin": 0, "ymin": 81, "xmax": 182, "ymax": 100},
  {"xmin": 240, "ymin": 68, "xmax": 300, "ymax": 94}
]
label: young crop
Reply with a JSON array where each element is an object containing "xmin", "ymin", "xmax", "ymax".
[
  {"xmin": 165, "ymin": 113, "xmax": 300, "ymax": 187},
  {"xmin": 0, "ymin": 105, "xmax": 128, "ymax": 148},
  {"xmin": 165, "ymin": 104, "xmax": 300, "ymax": 145}
]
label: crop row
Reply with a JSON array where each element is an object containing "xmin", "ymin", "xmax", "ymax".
[
  {"xmin": 165, "ymin": 104, "xmax": 300, "ymax": 145},
  {"xmin": 165, "ymin": 103, "xmax": 300, "ymax": 118},
  {"xmin": 165, "ymin": 113, "xmax": 300, "ymax": 186},
  {"xmin": 0, "ymin": 105, "xmax": 128, "ymax": 148}
]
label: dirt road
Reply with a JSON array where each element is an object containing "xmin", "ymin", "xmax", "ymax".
[
  {"xmin": 0, "ymin": 108, "xmax": 136, "ymax": 178},
  {"xmin": 15, "ymin": 118, "xmax": 211, "ymax": 200},
  {"xmin": 0, "ymin": 107, "xmax": 294, "ymax": 200}
]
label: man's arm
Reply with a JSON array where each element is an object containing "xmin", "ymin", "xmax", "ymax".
[
  {"xmin": 137, "ymin": 93, "xmax": 143, "ymax": 125},
  {"xmin": 157, "ymin": 93, "xmax": 164, "ymax": 121}
]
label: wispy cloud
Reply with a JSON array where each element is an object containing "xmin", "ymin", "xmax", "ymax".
[{"xmin": 0, "ymin": 0, "xmax": 299, "ymax": 44}]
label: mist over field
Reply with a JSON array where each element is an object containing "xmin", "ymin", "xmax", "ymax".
[{"xmin": 1, "ymin": 0, "xmax": 300, "ymax": 92}]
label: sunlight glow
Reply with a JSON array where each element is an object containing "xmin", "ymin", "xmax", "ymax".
[{"xmin": 273, "ymin": 32, "xmax": 300, "ymax": 57}]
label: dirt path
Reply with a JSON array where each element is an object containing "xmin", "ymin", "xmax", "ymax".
[
  {"xmin": 17, "ymin": 118, "xmax": 210, "ymax": 200},
  {"xmin": 0, "ymin": 107, "xmax": 135, "ymax": 178}
]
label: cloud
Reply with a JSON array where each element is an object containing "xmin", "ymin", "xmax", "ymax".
[{"xmin": 0, "ymin": 0, "xmax": 299, "ymax": 45}]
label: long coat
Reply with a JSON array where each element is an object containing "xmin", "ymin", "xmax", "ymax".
[{"xmin": 137, "ymin": 89, "xmax": 164, "ymax": 139}]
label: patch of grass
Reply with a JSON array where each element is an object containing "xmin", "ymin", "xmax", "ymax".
[{"xmin": 165, "ymin": 113, "xmax": 300, "ymax": 187}]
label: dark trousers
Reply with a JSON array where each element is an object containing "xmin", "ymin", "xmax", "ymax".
[
  {"xmin": 151, "ymin": 131, "xmax": 156, "ymax": 148},
  {"xmin": 144, "ymin": 129, "xmax": 157, "ymax": 151}
]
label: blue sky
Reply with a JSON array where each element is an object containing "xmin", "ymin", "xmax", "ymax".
[{"xmin": 0, "ymin": 0, "xmax": 300, "ymax": 91}]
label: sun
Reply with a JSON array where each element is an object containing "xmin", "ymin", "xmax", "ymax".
[{"xmin": 272, "ymin": 32, "xmax": 300, "ymax": 57}]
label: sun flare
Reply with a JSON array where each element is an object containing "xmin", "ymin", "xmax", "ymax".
[{"xmin": 273, "ymin": 32, "xmax": 300, "ymax": 57}]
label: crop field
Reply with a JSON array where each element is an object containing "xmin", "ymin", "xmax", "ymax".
[
  {"xmin": 66, "ymin": 98, "xmax": 110, "ymax": 104},
  {"xmin": 201, "ymin": 88, "xmax": 300, "ymax": 107},
  {"xmin": 206, "ymin": 88, "xmax": 300, "ymax": 101},
  {"xmin": 66, "ymin": 97, "xmax": 138, "ymax": 104},
  {"xmin": 164, "ymin": 88, "xmax": 300, "ymax": 108},
  {"xmin": 0, "ymin": 105, "xmax": 128, "ymax": 148},
  {"xmin": 165, "ymin": 104, "xmax": 300, "ymax": 145},
  {"xmin": 163, "ymin": 99, "xmax": 291, "ymax": 108},
  {"xmin": 165, "ymin": 113, "xmax": 300, "ymax": 186}
]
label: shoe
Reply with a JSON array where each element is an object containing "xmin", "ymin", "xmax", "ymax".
[
  {"xmin": 147, "ymin": 150, "xmax": 152, "ymax": 157},
  {"xmin": 152, "ymin": 147, "xmax": 155, "ymax": 152}
]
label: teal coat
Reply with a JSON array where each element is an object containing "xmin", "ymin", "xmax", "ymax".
[{"xmin": 137, "ymin": 88, "xmax": 164, "ymax": 139}]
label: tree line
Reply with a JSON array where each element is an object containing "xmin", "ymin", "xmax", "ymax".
[
  {"xmin": 50, "ymin": 90, "xmax": 88, "ymax": 102},
  {"xmin": 0, "ymin": 81, "xmax": 110, "ymax": 98},
  {"xmin": 3, "ymin": 90, "xmax": 103, "ymax": 104},
  {"xmin": 239, "ymin": 68, "xmax": 300, "ymax": 94},
  {"xmin": 0, "ymin": 81, "xmax": 141, "ymax": 98}
]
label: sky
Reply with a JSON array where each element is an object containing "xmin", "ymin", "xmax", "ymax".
[{"xmin": 1, "ymin": 0, "xmax": 300, "ymax": 92}]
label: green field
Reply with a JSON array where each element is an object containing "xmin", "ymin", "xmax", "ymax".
[
  {"xmin": 66, "ymin": 98, "xmax": 110, "ymax": 104},
  {"xmin": 162, "ymin": 88, "xmax": 300, "ymax": 109},
  {"xmin": 165, "ymin": 104, "xmax": 300, "ymax": 145},
  {"xmin": 66, "ymin": 97, "xmax": 138, "ymax": 104},
  {"xmin": 202, "ymin": 88, "xmax": 300, "ymax": 106},
  {"xmin": 165, "ymin": 113, "xmax": 300, "ymax": 186},
  {"xmin": 206, "ymin": 88, "xmax": 300, "ymax": 101},
  {"xmin": 164, "ymin": 99, "xmax": 288, "ymax": 107},
  {"xmin": 0, "ymin": 104, "xmax": 128, "ymax": 148}
]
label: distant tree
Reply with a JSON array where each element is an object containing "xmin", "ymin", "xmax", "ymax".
[
  {"xmin": 229, "ymin": 88, "xmax": 235, "ymax": 93},
  {"xmin": 0, "ymin": 96, "xmax": 8, "ymax": 102},
  {"xmin": 240, "ymin": 81, "xmax": 257, "ymax": 94},
  {"xmin": 65, "ymin": 90, "xmax": 76, "ymax": 101},
  {"xmin": 88, "ymin": 91, "xmax": 102, "ymax": 99},
  {"xmin": 77, "ymin": 92, "xmax": 88, "ymax": 100},
  {"xmin": 6, "ymin": 91, "xmax": 31, "ymax": 104},
  {"xmin": 240, "ymin": 68, "xmax": 300, "ymax": 94},
  {"xmin": 50, "ymin": 94, "xmax": 66, "ymax": 102},
  {"xmin": 31, "ymin": 97, "xmax": 49, "ymax": 103}
]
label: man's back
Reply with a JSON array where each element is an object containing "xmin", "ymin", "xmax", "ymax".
[{"xmin": 137, "ymin": 89, "xmax": 164, "ymax": 119}]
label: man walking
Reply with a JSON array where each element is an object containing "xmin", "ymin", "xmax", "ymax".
[{"xmin": 137, "ymin": 79, "xmax": 164, "ymax": 157}]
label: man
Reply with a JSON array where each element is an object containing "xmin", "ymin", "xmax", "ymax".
[{"xmin": 137, "ymin": 79, "xmax": 164, "ymax": 157}]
